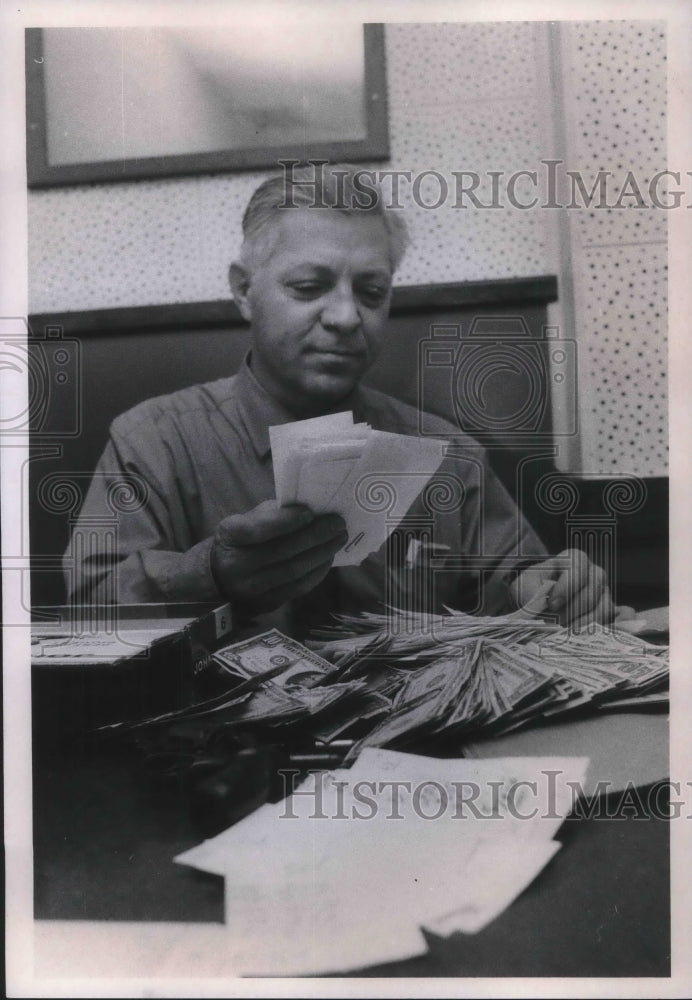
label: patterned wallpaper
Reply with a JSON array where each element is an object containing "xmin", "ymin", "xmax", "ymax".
[
  {"xmin": 383, "ymin": 21, "xmax": 550, "ymax": 286},
  {"xmin": 27, "ymin": 21, "xmax": 551, "ymax": 312},
  {"xmin": 559, "ymin": 20, "xmax": 667, "ymax": 477},
  {"xmin": 26, "ymin": 20, "xmax": 668, "ymax": 477}
]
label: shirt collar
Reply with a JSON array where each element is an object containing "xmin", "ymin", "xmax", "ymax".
[{"xmin": 233, "ymin": 353, "xmax": 370, "ymax": 459}]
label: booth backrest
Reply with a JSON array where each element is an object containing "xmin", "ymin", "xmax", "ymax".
[{"xmin": 28, "ymin": 276, "xmax": 666, "ymax": 609}]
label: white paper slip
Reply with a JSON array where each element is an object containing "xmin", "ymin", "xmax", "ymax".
[
  {"xmin": 269, "ymin": 410, "xmax": 356, "ymax": 503},
  {"xmin": 175, "ymin": 769, "xmax": 370, "ymax": 882},
  {"xmin": 423, "ymin": 838, "xmax": 561, "ymax": 936},
  {"xmin": 224, "ymin": 876, "xmax": 428, "ymax": 976},
  {"xmin": 330, "ymin": 430, "xmax": 446, "ymax": 565},
  {"xmin": 174, "ymin": 751, "xmax": 588, "ymax": 975},
  {"xmin": 175, "ymin": 753, "xmax": 589, "ymax": 880},
  {"xmin": 347, "ymin": 749, "xmax": 590, "ymax": 840},
  {"xmin": 614, "ymin": 605, "xmax": 669, "ymax": 635},
  {"xmin": 30, "ymin": 628, "xmax": 177, "ymax": 664},
  {"xmin": 270, "ymin": 412, "xmax": 448, "ymax": 566},
  {"xmin": 294, "ymin": 442, "xmax": 367, "ymax": 511}
]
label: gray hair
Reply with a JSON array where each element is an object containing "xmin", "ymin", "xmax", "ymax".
[{"xmin": 239, "ymin": 162, "xmax": 409, "ymax": 273}]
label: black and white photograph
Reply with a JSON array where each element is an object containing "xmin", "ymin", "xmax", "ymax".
[{"xmin": 2, "ymin": 0, "xmax": 691, "ymax": 995}]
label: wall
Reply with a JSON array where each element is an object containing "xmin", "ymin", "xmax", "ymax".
[
  {"xmin": 556, "ymin": 20, "xmax": 668, "ymax": 478},
  {"xmin": 27, "ymin": 20, "xmax": 668, "ymax": 479},
  {"xmin": 27, "ymin": 21, "xmax": 552, "ymax": 312}
]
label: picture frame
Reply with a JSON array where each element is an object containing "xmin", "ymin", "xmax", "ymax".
[{"xmin": 25, "ymin": 23, "xmax": 389, "ymax": 187}]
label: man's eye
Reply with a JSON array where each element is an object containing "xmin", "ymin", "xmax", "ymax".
[
  {"xmin": 288, "ymin": 282, "xmax": 324, "ymax": 297},
  {"xmin": 358, "ymin": 286, "xmax": 388, "ymax": 306}
]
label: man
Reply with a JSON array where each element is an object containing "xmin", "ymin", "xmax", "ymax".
[{"xmin": 65, "ymin": 163, "xmax": 614, "ymax": 631}]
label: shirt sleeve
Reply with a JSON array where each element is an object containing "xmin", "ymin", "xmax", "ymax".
[
  {"xmin": 63, "ymin": 424, "xmax": 223, "ymax": 605},
  {"xmin": 469, "ymin": 450, "xmax": 549, "ymax": 613}
]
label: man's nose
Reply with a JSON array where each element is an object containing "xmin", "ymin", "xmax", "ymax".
[{"xmin": 321, "ymin": 287, "xmax": 361, "ymax": 333}]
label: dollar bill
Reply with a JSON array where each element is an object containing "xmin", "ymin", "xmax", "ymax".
[
  {"xmin": 119, "ymin": 614, "xmax": 669, "ymax": 749},
  {"xmin": 213, "ymin": 629, "xmax": 335, "ymax": 689}
]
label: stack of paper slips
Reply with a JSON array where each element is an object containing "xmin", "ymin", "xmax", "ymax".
[
  {"xmin": 175, "ymin": 749, "xmax": 588, "ymax": 975},
  {"xmin": 269, "ymin": 411, "xmax": 447, "ymax": 566}
]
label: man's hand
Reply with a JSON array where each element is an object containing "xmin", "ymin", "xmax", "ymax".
[
  {"xmin": 509, "ymin": 548, "xmax": 614, "ymax": 627},
  {"xmin": 211, "ymin": 500, "xmax": 347, "ymax": 615}
]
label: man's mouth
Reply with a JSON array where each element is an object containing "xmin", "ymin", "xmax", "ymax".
[
  {"xmin": 312, "ymin": 351, "xmax": 364, "ymax": 376},
  {"xmin": 308, "ymin": 348, "xmax": 365, "ymax": 363}
]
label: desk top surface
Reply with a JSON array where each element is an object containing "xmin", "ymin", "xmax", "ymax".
[{"xmin": 32, "ymin": 708, "xmax": 670, "ymax": 979}]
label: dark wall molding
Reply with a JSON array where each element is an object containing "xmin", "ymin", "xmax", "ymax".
[{"xmin": 29, "ymin": 275, "xmax": 558, "ymax": 336}]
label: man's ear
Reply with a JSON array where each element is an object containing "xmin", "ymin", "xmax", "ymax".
[{"xmin": 229, "ymin": 262, "xmax": 253, "ymax": 322}]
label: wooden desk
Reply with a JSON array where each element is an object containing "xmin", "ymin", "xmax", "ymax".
[{"xmin": 32, "ymin": 711, "xmax": 670, "ymax": 978}]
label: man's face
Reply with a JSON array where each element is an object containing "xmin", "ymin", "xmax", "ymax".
[{"xmin": 235, "ymin": 209, "xmax": 393, "ymax": 414}]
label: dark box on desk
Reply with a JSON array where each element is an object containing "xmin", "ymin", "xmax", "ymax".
[{"xmin": 31, "ymin": 602, "xmax": 234, "ymax": 740}]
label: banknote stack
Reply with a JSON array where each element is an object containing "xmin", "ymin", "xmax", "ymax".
[
  {"xmin": 270, "ymin": 411, "xmax": 447, "ymax": 566},
  {"xmin": 113, "ymin": 605, "xmax": 668, "ymax": 759},
  {"xmin": 109, "ymin": 628, "xmax": 368, "ymax": 734},
  {"xmin": 308, "ymin": 607, "xmax": 668, "ymax": 757}
]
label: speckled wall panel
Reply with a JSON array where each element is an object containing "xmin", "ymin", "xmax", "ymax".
[
  {"xmin": 572, "ymin": 242, "xmax": 667, "ymax": 476},
  {"xmin": 560, "ymin": 21, "xmax": 667, "ymax": 477},
  {"xmin": 28, "ymin": 172, "xmax": 269, "ymax": 311},
  {"xmin": 27, "ymin": 21, "xmax": 551, "ymax": 313},
  {"xmin": 27, "ymin": 21, "xmax": 667, "ymax": 482}
]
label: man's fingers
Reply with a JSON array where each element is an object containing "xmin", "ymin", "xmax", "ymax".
[
  {"xmin": 246, "ymin": 557, "xmax": 336, "ymax": 613},
  {"xmin": 218, "ymin": 512, "xmax": 346, "ymax": 573},
  {"xmin": 568, "ymin": 586, "xmax": 615, "ymax": 630},
  {"xmin": 557, "ymin": 572, "xmax": 602, "ymax": 625},
  {"xmin": 546, "ymin": 549, "xmax": 589, "ymax": 613},
  {"xmin": 239, "ymin": 531, "xmax": 348, "ymax": 599},
  {"xmin": 542, "ymin": 550, "xmax": 614, "ymax": 626},
  {"xmin": 614, "ymin": 605, "xmax": 637, "ymax": 622},
  {"xmin": 258, "ymin": 513, "xmax": 347, "ymax": 566},
  {"xmin": 558, "ymin": 568, "xmax": 612, "ymax": 627},
  {"xmin": 211, "ymin": 497, "xmax": 349, "ymax": 612},
  {"xmin": 217, "ymin": 500, "xmax": 315, "ymax": 546}
]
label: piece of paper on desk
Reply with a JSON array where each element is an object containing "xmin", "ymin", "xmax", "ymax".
[
  {"xmin": 347, "ymin": 747, "xmax": 589, "ymax": 837},
  {"xmin": 175, "ymin": 750, "xmax": 587, "ymax": 975},
  {"xmin": 270, "ymin": 412, "xmax": 447, "ymax": 566},
  {"xmin": 176, "ymin": 751, "xmax": 587, "ymax": 875},
  {"xmin": 30, "ymin": 628, "xmax": 178, "ymax": 665},
  {"xmin": 614, "ymin": 605, "xmax": 669, "ymax": 636},
  {"xmin": 422, "ymin": 838, "xmax": 562, "ymax": 937}
]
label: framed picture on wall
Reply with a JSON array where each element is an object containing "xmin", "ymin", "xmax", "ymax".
[{"xmin": 25, "ymin": 23, "xmax": 388, "ymax": 187}]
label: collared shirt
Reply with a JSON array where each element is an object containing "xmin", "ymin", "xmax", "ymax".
[{"xmin": 64, "ymin": 357, "xmax": 548, "ymax": 623}]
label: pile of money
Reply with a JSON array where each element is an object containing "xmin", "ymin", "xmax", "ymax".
[
  {"xmin": 107, "ymin": 629, "xmax": 369, "ymax": 736},
  {"xmin": 310, "ymin": 607, "xmax": 668, "ymax": 755},
  {"xmin": 113, "ymin": 607, "xmax": 668, "ymax": 761},
  {"xmin": 270, "ymin": 411, "xmax": 446, "ymax": 565}
]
